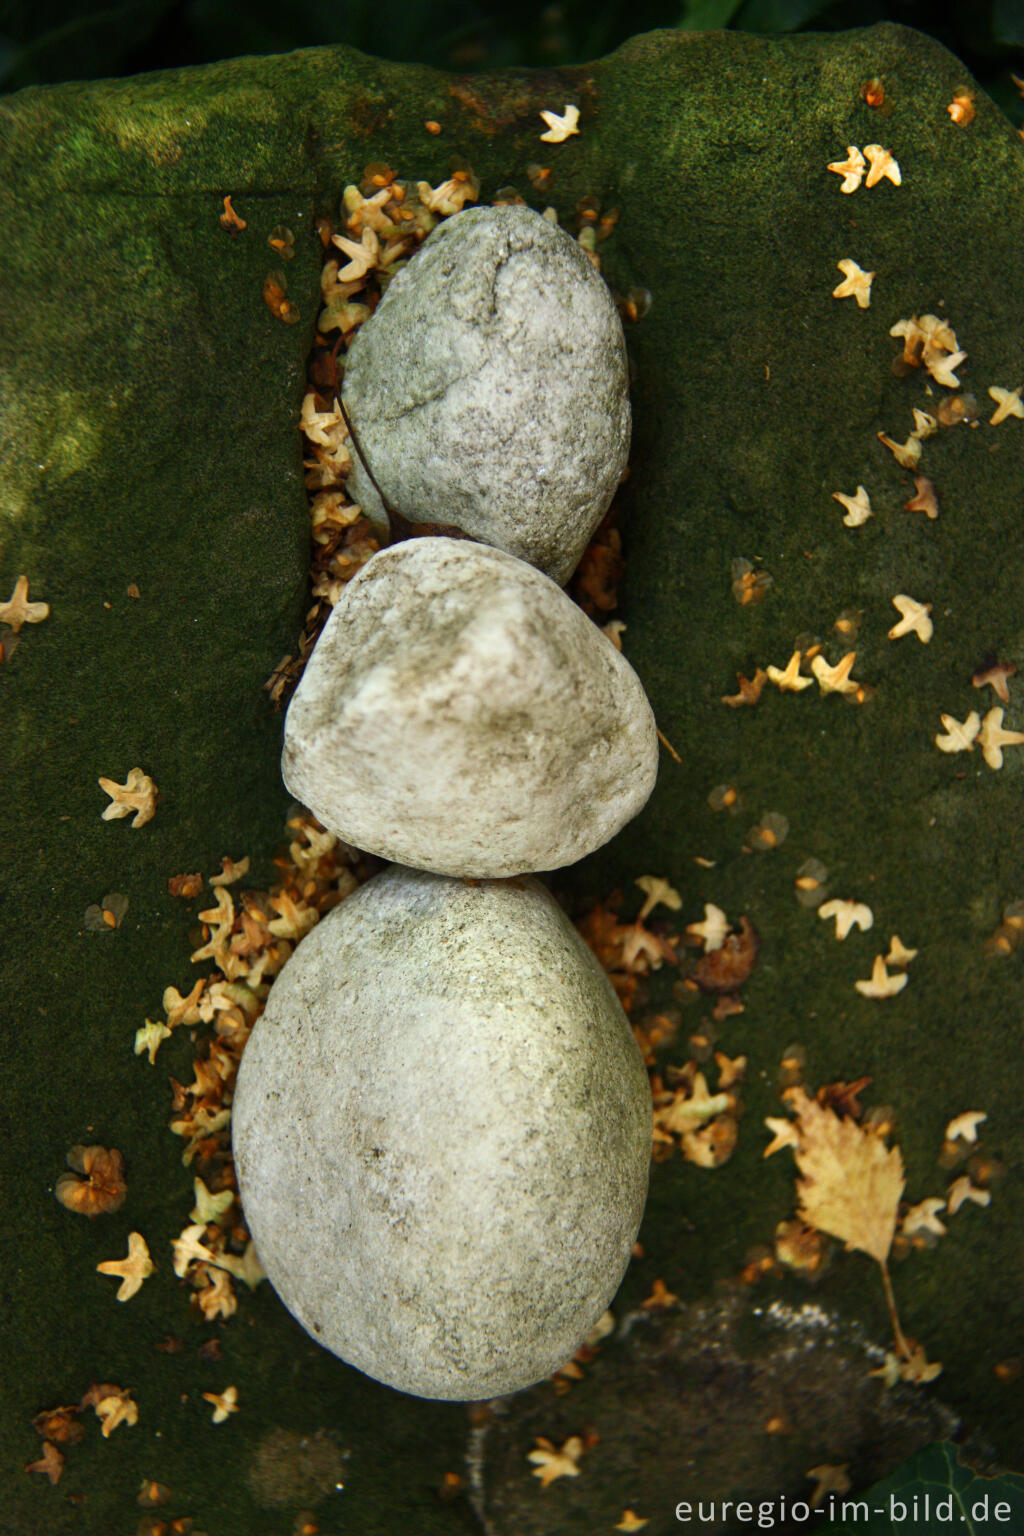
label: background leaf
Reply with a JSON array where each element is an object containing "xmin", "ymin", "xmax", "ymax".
[{"xmin": 858, "ymin": 1443, "xmax": 1024, "ymax": 1533}]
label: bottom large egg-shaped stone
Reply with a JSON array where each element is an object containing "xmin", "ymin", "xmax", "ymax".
[{"xmin": 232, "ymin": 865, "xmax": 651, "ymax": 1400}]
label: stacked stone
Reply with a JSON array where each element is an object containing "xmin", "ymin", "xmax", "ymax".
[{"xmin": 233, "ymin": 207, "xmax": 661, "ymax": 1400}]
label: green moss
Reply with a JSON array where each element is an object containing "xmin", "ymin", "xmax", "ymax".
[{"xmin": 1, "ymin": 22, "xmax": 1022, "ymax": 1535}]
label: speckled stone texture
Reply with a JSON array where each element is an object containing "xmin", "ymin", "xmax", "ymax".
[
  {"xmin": 341, "ymin": 205, "xmax": 631, "ymax": 584},
  {"xmin": 231, "ymin": 866, "xmax": 652, "ymax": 1401},
  {"xmin": 281, "ymin": 537, "xmax": 659, "ymax": 876}
]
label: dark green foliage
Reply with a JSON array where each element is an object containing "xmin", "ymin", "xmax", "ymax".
[{"xmin": 858, "ymin": 1442, "xmax": 1024, "ymax": 1532}]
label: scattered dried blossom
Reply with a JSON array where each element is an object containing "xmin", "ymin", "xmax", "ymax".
[
  {"xmin": 722, "ymin": 668, "xmax": 767, "ymax": 706},
  {"xmin": 978, "ymin": 707, "xmax": 1024, "ymax": 769},
  {"xmin": 827, "ymin": 147, "xmax": 866, "ymax": 193},
  {"xmin": 988, "ymin": 386, "xmax": 1023, "ymax": 425},
  {"xmin": 877, "ymin": 431, "xmax": 922, "ymax": 469},
  {"xmin": 96, "ymin": 1232, "xmax": 155, "ymax": 1300},
  {"xmin": 888, "ymin": 594, "xmax": 932, "ymax": 642},
  {"xmin": 831, "ymin": 486, "xmax": 872, "ymax": 528},
  {"xmin": 528, "ymin": 1434, "xmax": 584, "ymax": 1485},
  {"xmin": 539, "ymin": 105, "xmax": 580, "ymax": 143},
  {"xmin": 904, "ymin": 475, "xmax": 939, "ymax": 519},
  {"xmin": 686, "ymin": 903, "xmax": 729, "ymax": 953},
  {"xmin": 25, "ymin": 1442, "xmax": 64, "ymax": 1484},
  {"xmin": 945, "ymin": 1110, "xmax": 987, "ymax": 1145},
  {"xmin": 854, "ymin": 955, "xmax": 908, "ymax": 999},
  {"xmin": 219, "ymin": 196, "xmax": 246, "ymax": 233},
  {"xmin": 863, "ymin": 144, "xmax": 901, "ymax": 187},
  {"xmin": 832, "ymin": 258, "xmax": 873, "ymax": 308},
  {"xmin": 935, "ymin": 711, "xmax": 980, "ymax": 754},
  {"xmin": 0, "ymin": 574, "xmax": 49, "ymax": 632},
  {"xmin": 972, "ymin": 661, "xmax": 1015, "ymax": 704},
  {"xmin": 818, "ymin": 898, "xmax": 873, "ymax": 940},
  {"xmin": 947, "ymin": 91, "xmax": 976, "ymax": 126},
  {"xmin": 98, "ymin": 767, "xmax": 158, "ymax": 828},
  {"xmin": 811, "ymin": 652, "xmax": 860, "ymax": 696},
  {"xmin": 202, "ymin": 1385, "xmax": 239, "ymax": 1424},
  {"xmin": 766, "ymin": 652, "xmax": 813, "ymax": 692},
  {"xmin": 885, "ymin": 935, "xmax": 917, "ymax": 967}
]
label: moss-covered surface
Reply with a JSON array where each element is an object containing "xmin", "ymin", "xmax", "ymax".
[{"xmin": 1, "ymin": 22, "xmax": 1022, "ymax": 1536}]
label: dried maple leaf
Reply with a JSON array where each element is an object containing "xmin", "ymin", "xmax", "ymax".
[{"xmin": 791, "ymin": 1088, "xmax": 904, "ymax": 1264}]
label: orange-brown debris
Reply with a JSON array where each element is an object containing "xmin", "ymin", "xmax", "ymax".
[
  {"xmin": 54, "ymin": 1145, "xmax": 126, "ymax": 1216},
  {"xmin": 692, "ymin": 917, "xmax": 760, "ymax": 993}
]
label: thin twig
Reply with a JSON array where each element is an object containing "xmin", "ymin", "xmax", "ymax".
[
  {"xmin": 656, "ymin": 726, "xmax": 682, "ymax": 764},
  {"xmin": 879, "ymin": 1258, "xmax": 910, "ymax": 1360}
]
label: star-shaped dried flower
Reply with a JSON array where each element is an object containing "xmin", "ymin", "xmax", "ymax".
[
  {"xmin": 615, "ymin": 1513, "xmax": 650, "ymax": 1533},
  {"xmin": 945, "ymin": 1110, "xmax": 987, "ymax": 1144},
  {"xmin": 134, "ymin": 1019, "xmax": 171, "ymax": 1065},
  {"xmin": 947, "ymin": 91, "xmax": 976, "ymax": 125},
  {"xmin": 854, "ymin": 955, "xmax": 907, "ymax": 999},
  {"xmin": 807, "ymin": 1465, "xmax": 852, "ymax": 1509},
  {"xmin": 832, "ymin": 486, "xmax": 872, "ymax": 527},
  {"xmin": 331, "ymin": 227, "xmax": 379, "ymax": 281},
  {"xmin": 904, "ymin": 476, "xmax": 938, "ymax": 519},
  {"xmin": 686, "ymin": 903, "xmax": 729, "ymax": 953},
  {"xmin": 219, "ymin": 195, "xmax": 246, "ymax": 233},
  {"xmin": 767, "ymin": 651, "xmax": 813, "ymax": 692},
  {"xmin": 827, "ymin": 146, "xmax": 865, "ymax": 193},
  {"xmin": 811, "ymin": 652, "xmax": 860, "ymax": 696},
  {"xmin": 972, "ymin": 661, "xmax": 1015, "ymax": 704},
  {"xmin": 164, "ymin": 979, "xmax": 204, "ymax": 1028},
  {"xmin": 722, "ymin": 668, "xmax": 767, "ymax": 706},
  {"xmin": 832, "ymin": 259, "xmax": 874, "ymax": 308},
  {"xmin": 641, "ymin": 1277, "xmax": 679, "ymax": 1310},
  {"xmin": 901, "ymin": 1197, "xmax": 947, "ymax": 1238},
  {"xmin": 95, "ymin": 1391, "xmax": 138, "ymax": 1438},
  {"xmin": 172, "ymin": 1223, "xmax": 216, "ymax": 1278},
  {"xmin": 528, "ymin": 1434, "xmax": 584, "ymax": 1485},
  {"xmin": 763, "ymin": 1117, "xmax": 800, "ymax": 1157},
  {"xmin": 196, "ymin": 1266, "xmax": 237, "ymax": 1321},
  {"xmin": 910, "ymin": 408, "xmax": 938, "ymax": 439},
  {"xmin": 635, "ymin": 875, "xmax": 681, "ymax": 922},
  {"xmin": 657, "ymin": 1071, "xmax": 732, "ymax": 1138},
  {"xmin": 888, "ymin": 594, "xmax": 932, "ymax": 643},
  {"xmin": 926, "ymin": 349, "xmax": 967, "ymax": 388},
  {"xmin": 202, "ymin": 1385, "xmax": 238, "ymax": 1424},
  {"xmin": 877, "ymin": 431, "xmax": 921, "ymax": 469},
  {"xmin": 863, "ymin": 144, "xmax": 901, "ymax": 187},
  {"xmin": 190, "ymin": 1176, "xmax": 235, "ymax": 1225},
  {"xmin": 988, "ymin": 385, "xmax": 1024, "ymax": 425},
  {"xmin": 947, "ymin": 1175, "xmax": 991, "ymax": 1214},
  {"xmin": 25, "ymin": 1441, "xmax": 64, "ymax": 1484},
  {"xmin": 935, "ymin": 711, "xmax": 980, "ymax": 753},
  {"xmin": 539, "ymin": 104, "xmax": 580, "ymax": 143},
  {"xmin": 342, "ymin": 184, "xmax": 392, "ymax": 232},
  {"xmin": 416, "ymin": 177, "xmax": 478, "ymax": 215},
  {"xmin": 216, "ymin": 1240, "xmax": 266, "ymax": 1290},
  {"xmin": 97, "ymin": 1232, "xmax": 155, "ymax": 1301},
  {"xmin": 890, "ymin": 317, "xmax": 925, "ymax": 366},
  {"xmin": 0, "ymin": 574, "xmax": 49, "ymax": 632},
  {"xmin": 978, "ymin": 707, "xmax": 1024, "ymax": 769},
  {"xmin": 819, "ymin": 898, "xmax": 873, "ymax": 940},
  {"xmin": 98, "ymin": 767, "xmax": 158, "ymax": 828},
  {"xmin": 885, "ymin": 935, "xmax": 917, "ymax": 967}
]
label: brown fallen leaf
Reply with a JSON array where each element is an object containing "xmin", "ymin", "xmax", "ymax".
[
  {"xmin": 786, "ymin": 1087, "xmax": 910, "ymax": 1357},
  {"xmin": 791, "ymin": 1087, "xmax": 903, "ymax": 1263}
]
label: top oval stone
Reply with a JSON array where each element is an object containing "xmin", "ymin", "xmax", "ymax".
[{"xmin": 341, "ymin": 205, "xmax": 631, "ymax": 585}]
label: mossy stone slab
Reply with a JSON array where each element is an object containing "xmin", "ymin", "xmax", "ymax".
[{"xmin": 1, "ymin": 22, "xmax": 1022, "ymax": 1536}]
